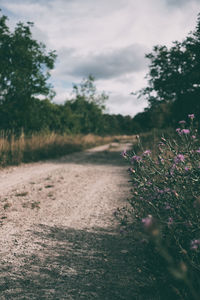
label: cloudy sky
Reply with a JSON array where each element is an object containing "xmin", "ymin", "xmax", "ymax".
[{"xmin": 1, "ymin": 0, "xmax": 199, "ymax": 116}]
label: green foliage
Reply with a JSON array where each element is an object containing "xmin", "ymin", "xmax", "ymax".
[
  {"xmin": 140, "ymin": 14, "xmax": 200, "ymax": 105},
  {"xmin": 72, "ymin": 75, "xmax": 108, "ymax": 111},
  {"xmin": 119, "ymin": 114, "xmax": 200, "ymax": 299},
  {"xmin": 0, "ymin": 10, "xmax": 56, "ymax": 131},
  {"xmin": 134, "ymin": 13, "xmax": 200, "ymax": 130}
]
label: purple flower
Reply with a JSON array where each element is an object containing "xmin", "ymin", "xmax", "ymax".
[
  {"xmin": 168, "ymin": 217, "xmax": 173, "ymax": 226},
  {"xmin": 147, "ymin": 181, "xmax": 152, "ymax": 185},
  {"xmin": 165, "ymin": 203, "xmax": 171, "ymax": 210},
  {"xmin": 188, "ymin": 114, "xmax": 195, "ymax": 120},
  {"xmin": 181, "ymin": 129, "xmax": 190, "ymax": 134},
  {"xmin": 196, "ymin": 149, "xmax": 200, "ymax": 153},
  {"xmin": 191, "ymin": 239, "xmax": 200, "ymax": 250},
  {"xmin": 121, "ymin": 149, "xmax": 127, "ymax": 157},
  {"xmin": 131, "ymin": 155, "xmax": 142, "ymax": 162},
  {"xmin": 192, "ymin": 135, "xmax": 196, "ymax": 139},
  {"xmin": 185, "ymin": 166, "xmax": 189, "ymax": 171},
  {"xmin": 142, "ymin": 215, "xmax": 153, "ymax": 228},
  {"xmin": 179, "ymin": 120, "xmax": 186, "ymax": 124},
  {"xmin": 143, "ymin": 150, "xmax": 151, "ymax": 156},
  {"xmin": 174, "ymin": 154, "xmax": 185, "ymax": 163},
  {"xmin": 170, "ymin": 164, "xmax": 176, "ymax": 176},
  {"xmin": 176, "ymin": 128, "xmax": 181, "ymax": 134}
]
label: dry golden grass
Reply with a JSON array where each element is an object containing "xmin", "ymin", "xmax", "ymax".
[{"xmin": 0, "ymin": 131, "xmax": 135, "ymax": 167}]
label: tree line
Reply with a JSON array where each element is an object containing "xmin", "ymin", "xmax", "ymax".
[
  {"xmin": 0, "ymin": 11, "xmax": 137, "ymax": 136},
  {"xmin": 1, "ymin": 10, "xmax": 200, "ymax": 135}
]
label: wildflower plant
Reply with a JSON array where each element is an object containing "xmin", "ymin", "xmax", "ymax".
[{"xmin": 120, "ymin": 114, "xmax": 200, "ymax": 299}]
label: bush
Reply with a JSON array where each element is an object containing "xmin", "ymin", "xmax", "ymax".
[{"xmin": 119, "ymin": 114, "xmax": 200, "ymax": 299}]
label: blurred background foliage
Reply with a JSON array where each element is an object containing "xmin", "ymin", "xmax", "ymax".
[{"xmin": 0, "ymin": 10, "xmax": 200, "ymax": 136}]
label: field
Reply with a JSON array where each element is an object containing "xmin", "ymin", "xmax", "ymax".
[{"xmin": 0, "ymin": 131, "xmax": 134, "ymax": 167}]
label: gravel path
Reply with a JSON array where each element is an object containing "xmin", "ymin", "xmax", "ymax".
[{"xmin": 0, "ymin": 141, "xmax": 146, "ymax": 300}]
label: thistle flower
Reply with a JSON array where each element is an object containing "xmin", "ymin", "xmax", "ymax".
[
  {"xmin": 165, "ymin": 203, "xmax": 171, "ymax": 210},
  {"xmin": 174, "ymin": 154, "xmax": 185, "ymax": 164},
  {"xmin": 181, "ymin": 129, "xmax": 190, "ymax": 134},
  {"xmin": 188, "ymin": 114, "xmax": 195, "ymax": 119},
  {"xmin": 143, "ymin": 150, "xmax": 151, "ymax": 156},
  {"xmin": 190, "ymin": 239, "xmax": 200, "ymax": 250},
  {"xmin": 179, "ymin": 120, "xmax": 186, "ymax": 124},
  {"xmin": 168, "ymin": 217, "xmax": 173, "ymax": 226},
  {"xmin": 142, "ymin": 215, "xmax": 153, "ymax": 228},
  {"xmin": 147, "ymin": 181, "xmax": 152, "ymax": 185},
  {"xmin": 131, "ymin": 155, "xmax": 142, "ymax": 162}
]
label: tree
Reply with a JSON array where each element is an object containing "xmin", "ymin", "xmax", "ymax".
[
  {"xmin": 138, "ymin": 13, "xmax": 200, "ymax": 123},
  {"xmin": 72, "ymin": 75, "xmax": 108, "ymax": 111},
  {"xmin": 0, "ymin": 11, "xmax": 56, "ymax": 130},
  {"xmin": 63, "ymin": 76, "xmax": 108, "ymax": 134}
]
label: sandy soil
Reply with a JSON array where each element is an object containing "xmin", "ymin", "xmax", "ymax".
[{"xmin": 0, "ymin": 140, "xmax": 147, "ymax": 299}]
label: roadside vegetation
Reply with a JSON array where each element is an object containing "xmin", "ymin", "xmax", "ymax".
[
  {"xmin": 0, "ymin": 131, "xmax": 131, "ymax": 167},
  {"xmin": 119, "ymin": 115, "xmax": 200, "ymax": 299},
  {"xmin": 117, "ymin": 12, "xmax": 200, "ymax": 300}
]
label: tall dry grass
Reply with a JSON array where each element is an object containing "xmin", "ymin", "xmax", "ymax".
[{"xmin": 0, "ymin": 131, "xmax": 133, "ymax": 167}]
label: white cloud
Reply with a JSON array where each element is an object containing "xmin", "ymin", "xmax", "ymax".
[
  {"xmin": 53, "ymin": 44, "xmax": 148, "ymax": 81},
  {"xmin": 1, "ymin": 0, "xmax": 199, "ymax": 115}
]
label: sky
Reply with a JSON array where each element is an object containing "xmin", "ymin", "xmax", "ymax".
[{"xmin": 1, "ymin": 0, "xmax": 200, "ymax": 116}]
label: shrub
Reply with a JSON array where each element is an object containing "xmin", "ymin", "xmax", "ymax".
[{"xmin": 119, "ymin": 114, "xmax": 200, "ymax": 299}]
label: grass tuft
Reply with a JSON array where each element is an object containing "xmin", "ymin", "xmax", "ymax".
[{"xmin": 0, "ymin": 131, "xmax": 133, "ymax": 168}]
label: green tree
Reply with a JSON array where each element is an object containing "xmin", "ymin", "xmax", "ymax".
[
  {"xmin": 0, "ymin": 11, "xmax": 56, "ymax": 130},
  {"xmin": 64, "ymin": 76, "xmax": 108, "ymax": 134},
  {"xmin": 138, "ymin": 13, "xmax": 200, "ymax": 123},
  {"xmin": 72, "ymin": 75, "xmax": 108, "ymax": 111}
]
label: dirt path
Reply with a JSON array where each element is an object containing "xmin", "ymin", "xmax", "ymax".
[{"xmin": 0, "ymin": 140, "xmax": 145, "ymax": 299}]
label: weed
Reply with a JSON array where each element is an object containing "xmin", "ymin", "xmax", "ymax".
[
  {"xmin": 15, "ymin": 192, "xmax": 28, "ymax": 197},
  {"xmin": 45, "ymin": 185, "xmax": 54, "ymax": 189},
  {"xmin": 31, "ymin": 201, "xmax": 40, "ymax": 209},
  {"xmin": 119, "ymin": 114, "xmax": 200, "ymax": 299},
  {"xmin": 0, "ymin": 131, "xmax": 135, "ymax": 167},
  {"xmin": 47, "ymin": 193, "xmax": 54, "ymax": 198},
  {"xmin": 3, "ymin": 203, "xmax": 11, "ymax": 210}
]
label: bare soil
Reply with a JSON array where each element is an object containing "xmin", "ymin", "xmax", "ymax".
[{"xmin": 0, "ymin": 140, "xmax": 152, "ymax": 299}]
